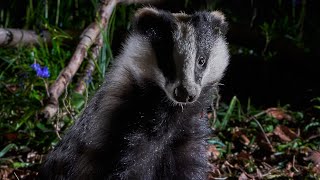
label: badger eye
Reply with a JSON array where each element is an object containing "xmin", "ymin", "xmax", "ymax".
[{"xmin": 197, "ymin": 56, "xmax": 206, "ymax": 67}]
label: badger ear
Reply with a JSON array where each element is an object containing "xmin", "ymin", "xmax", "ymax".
[
  {"xmin": 133, "ymin": 7, "xmax": 175, "ymax": 40},
  {"xmin": 134, "ymin": 7, "xmax": 159, "ymax": 20},
  {"xmin": 210, "ymin": 11, "xmax": 228, "ymax": 36}
]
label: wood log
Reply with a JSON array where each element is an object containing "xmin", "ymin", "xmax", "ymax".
[{"xmin": 0, "ymin": 28, "xmax": 50, "ymax": 47}]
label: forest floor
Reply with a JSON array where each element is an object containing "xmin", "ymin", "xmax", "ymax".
[{"xmin": 1, "ymin": 97, "xmax": 320, "ymax": 179}]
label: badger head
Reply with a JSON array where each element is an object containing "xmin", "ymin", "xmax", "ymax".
[{"xmin": 131, "ymin": 8, "xmax": 229, "ymax": 105}]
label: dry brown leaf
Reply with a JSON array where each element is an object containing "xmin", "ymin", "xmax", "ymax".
[
  {"xmin": 305, "ymin": 151, "xmax": 320, "ymax": 165},
  {"xmin": 240, "ymin": 134, "xmax": 250, "ymax": 146},
  {"xmin": 273, "ymin": 125, "xmax": 298, "ymax": 142},
  {"xmin": 256, "ymin": 168, "xmax": 263, "ymax": 179},
  {"xmin": 237, "ymin": 151, "xmax": 251, "ymax": 161},
  {"xmin": 0, "ymin": 167, "xmax": 14, "ymax": 180},
  {"xmin": 238, "ymin": 172, "xmax": 249, "ymax": 180},
  {"xmin": 232, "ymin": 127, "xmax": 250, "ymax": 145},
  {"xmin": 311, "ymin": 165, "xmax": 320, "ymax": 175},
  {"xmin": 266, "ymin": 107, "xmax": 292, "ymax": 121},
  {"xmin": 208, "ymin": 145, "xmax": 220, "ymax": 160}
]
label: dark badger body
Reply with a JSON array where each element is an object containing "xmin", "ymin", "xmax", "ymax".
[{"xmin": 39, "ymin": 8, "xmax": 229, "ymax": 180}]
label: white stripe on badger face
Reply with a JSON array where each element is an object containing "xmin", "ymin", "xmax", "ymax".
[
  {"xmin": 201, "ymin": 37, "xmax": 229, "ymax": 86},
  {"xmin": 116, "ymin": 34, "xmax": 166, "ymax": 87},
  {"xmin": 171, "ymin": 23, "xmax": 200, "ymax": 95}
]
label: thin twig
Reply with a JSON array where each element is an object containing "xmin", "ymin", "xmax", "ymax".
[
  {"xmin": 245, "ymin": 110, "xmax": 267, "ymax": 122},
  {"xmin": 13, "ymin": 172, "xmax": 19, "ymax": 180},
  {"xmin": 252, "ymin": 116, "xmax": 273, "ymax": 149},
  {"xmin": 292, "ymin": 155, "xmax": 299, "ymax": 172}
]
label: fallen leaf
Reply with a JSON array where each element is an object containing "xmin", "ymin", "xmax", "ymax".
[
  {"xmin": 240, "ymin": 134, "xmax": 250, "ymax": 146},
  {"xmin": 305, "ymin": 151, "xmax": 320, "ymax": 165},
  {"xmin": 273, "ymin": 125, "xmax": 298, "ymax": 142},
  {"xmin": 208, "ymin": 145, "xmax": 220, "ymax": 160},
  {"xmin": 232, "ymin": 127, "xmax": 250, "ymax": 145},
  {"xmin": 266, "ymin": 108, "xmax": 292, "ymax": 121},
  {"xmin": 237, "ymin": 151, "xmax": 251, "ymax": 161},
  {"xmin": 0, "ymin": 166, "xmax": 13, "ymax": 180},
  {"xmin": 238, "ymin": 172, "xmax": 249, "ymax": 180},
  {"xmin": 256, "ymin": 168, "xmax": 263, "ymax": 179},
  {"xmin": 311, "ymin": 165, "xmax": 320, "ymax": 175}
]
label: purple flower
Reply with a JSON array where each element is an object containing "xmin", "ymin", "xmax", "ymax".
[
  {"xmin": 30, "ymin": 63, "xmax": 41, "ymax": 72},
  {"xmin": 30, "ymin": 63, "xmax": 50, "ymax": 78},
  {"xmin": 39, "ymin": 66, "xmax": 50, "ymax": 78}
]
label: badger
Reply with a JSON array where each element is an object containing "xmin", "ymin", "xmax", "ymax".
[{"xmin": 38, "ymin": 7, "xmax": 229, "ymax": 180}]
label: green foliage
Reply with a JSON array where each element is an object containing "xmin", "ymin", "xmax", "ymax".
[
  {"xmin": 0, "ymin": 1, "xmax": 136, "ymax": 173},
  {"xmin": 0, "ymin": 144, "xmax": 18, "ymax": 158}
]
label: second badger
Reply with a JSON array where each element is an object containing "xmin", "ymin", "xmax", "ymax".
[{"xmin": 39, "ymin": 7, "xmax": 229, "ymax": 179}]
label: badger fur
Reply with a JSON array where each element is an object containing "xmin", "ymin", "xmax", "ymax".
[{"xmin": 38, "ymin": 7, "xmax": 229, "ymax": 180}]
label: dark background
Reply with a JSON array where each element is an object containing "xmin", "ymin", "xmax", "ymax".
[
  {"xmin": 2, "ymin": 0, "xmax": 319, "ymax": 108},
  {"xmin": 123, "ymin": 0, "xmax": 320, "ymax": 109}
]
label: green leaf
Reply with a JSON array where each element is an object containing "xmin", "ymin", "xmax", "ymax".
[
  {"xmin": 72, "ymin": 92, "xmax": 85, "ymax": 110},
  {"xmin": 12, "ymin": 162, "xmax": 31, "ymax": 168},
  {"xmin": 0, "ymin": 144, "xmax": 18, "ymax": 158},
  {"xmin": 207, "ymin": 139, "xmax": 226, "ymax": 147},
  {"xmin": 314, "ymin": 105, "xmax": 320, "ymax": 110},
  {"xmin": 15, "ymin": 110, "xmax": 34, "ymax": 130},
  {"xmin": 36, "ymin": 122, "xmax": 50, "ymax": 132},
  {"xmin": 221, "ymin": 96, "xmax": 238, "ymax": 130}
]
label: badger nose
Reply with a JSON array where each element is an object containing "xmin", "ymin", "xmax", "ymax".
[{"xmin": 174, "ymin": 85, "xmax": 196, "ymax": 103}]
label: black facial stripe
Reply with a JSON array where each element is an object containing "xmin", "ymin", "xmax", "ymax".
[
  {"xmin": 191, "ymin": 12, "xmax": 219, "ymax": 84},
  {"xmin": 134, "ymin": 10, "xmax": 177, "ymax": 82},
  {"xmin": 152, "ymin": 13, "xmax": 177, "ymax": 83}
]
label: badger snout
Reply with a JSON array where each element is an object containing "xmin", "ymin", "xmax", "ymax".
[{"xmin": 173, "ymin": 84, "xmax": 199, "ymax": 103}]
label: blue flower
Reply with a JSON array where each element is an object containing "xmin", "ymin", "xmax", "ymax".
[
  {"xmin": 30, "ymin": 63, "xmax": 50, "ymax": 78},
  {"xmin": 39, "ymin": 66, "xmax": 50, "ymax": 78},
  {"xmin": 30, "ymin": 63, "xmax": 41, "ymax": 72}
]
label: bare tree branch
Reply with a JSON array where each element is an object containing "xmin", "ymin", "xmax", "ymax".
[
  {"xmin": 42, "ymin": 0, "xmax": 117, "ymax": 119},
  {"xmin": 74, "ymin": 34, "xmax": 103, "ymax": 95},
  {"xmin": 0, "ymin": 28, "xmax": 51, "ymax": 47}
]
